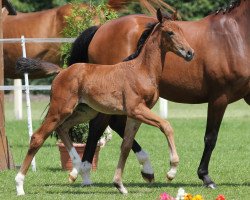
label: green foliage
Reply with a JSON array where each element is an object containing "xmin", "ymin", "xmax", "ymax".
[
  {"xmin": 167, "ymin": 0, "xmax": 229, "ymax": 20},
  {"xmin": 68, "ymin": 123, "xmax": 89, "ymax": 143},
  {"xmin": 60, "ymin": 2, "xmax": 118, "ymax": 67}
]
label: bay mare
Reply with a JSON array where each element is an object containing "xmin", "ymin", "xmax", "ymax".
[
  {"xmin": 67, "ymin": 0, "xmax": 250, "ymax": 189},
  {"xmin": 15, "ymin": 10, "xmax": 194, "ymax": 195}
]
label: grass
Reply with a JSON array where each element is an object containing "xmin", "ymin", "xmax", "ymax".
[{"xmin": 0, "ymin": 95, "xmax": 249, "ymax": 199}]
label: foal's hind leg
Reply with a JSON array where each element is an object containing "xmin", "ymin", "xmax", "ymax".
[
  {"xmin": 109, "ymin": 115, "xmax": 154, "ymax": 182},
  {"xmin": 113, "ymin": 118, "xmax": 142, "ymax": 194},
  {"xmin": 15, "ymin": 97, "xmax": 78, "ymax": 195}
]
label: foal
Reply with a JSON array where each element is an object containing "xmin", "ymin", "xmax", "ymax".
[{"xmin": 15, "ymin": 10, "xmax": 194, "ymax": 195}]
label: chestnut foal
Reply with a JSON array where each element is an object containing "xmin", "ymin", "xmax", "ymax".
[{"xmin": 15, "ymin": 10, "xmax": 194, "ymax": 195}]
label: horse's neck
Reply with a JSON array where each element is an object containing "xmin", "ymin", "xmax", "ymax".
[{"xmin": 134, "ymin": 29, "xmax": 165, "ymax": 83}]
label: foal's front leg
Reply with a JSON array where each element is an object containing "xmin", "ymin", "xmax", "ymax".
[{"xmin": 131, "ymin": 104, "xmax": 179, "ymax": 181}]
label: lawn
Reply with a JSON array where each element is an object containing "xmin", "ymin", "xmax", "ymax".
[{"xmin": 0, "ymin": 95, "xmax": 249, "ymax": 200}]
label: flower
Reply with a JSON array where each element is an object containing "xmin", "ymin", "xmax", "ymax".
[
  {"xmin": 184, "ymin": 193, "xmax": 193, "ymax": 200},
  {"xmin": 192, "ymin": 194, "xmax": 203, "ymax": 200},
  {"xmin": 216, "ymin": 194, "xmax": 226, "ymax": 200},
  {"xmin": 176, "ymin": 188, "xmax": 186, "ymax": 200},
  {"xmin": 159, "ymin": 192, "xmax": 175, "ymax": 200}
]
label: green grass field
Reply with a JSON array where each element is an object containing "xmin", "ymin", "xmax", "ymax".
[{"xmin": 0, "ymin": 95, "xmax": 249, "ymax": 199}]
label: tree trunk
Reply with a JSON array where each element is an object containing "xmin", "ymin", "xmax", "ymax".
[{"xmin": 0, "ymin": 0, "xmax": 15, "ymax": 171}]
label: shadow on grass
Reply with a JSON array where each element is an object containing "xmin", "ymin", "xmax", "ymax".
[{"xmin": 41, "ymin": 180, "xmax": 250, "ymax": 190}]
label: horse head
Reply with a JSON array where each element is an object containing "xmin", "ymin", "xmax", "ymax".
[{"xmin": 156, "ymin": 9, "xmax": 194, "ymax": 61}]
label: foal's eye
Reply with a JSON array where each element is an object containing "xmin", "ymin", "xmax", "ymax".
[{"xmin": 167, "ymin": 31, "xmax": 174, "ymax": 36}]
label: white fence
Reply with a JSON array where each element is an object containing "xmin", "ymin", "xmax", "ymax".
[{"xmin": 0, "ymin": 36, "xmax": 75, "ymax": 171}]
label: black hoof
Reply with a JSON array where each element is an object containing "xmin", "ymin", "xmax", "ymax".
[{"xmin": 141, "ymin": 171, "xmax": 155, "ymax": 183}]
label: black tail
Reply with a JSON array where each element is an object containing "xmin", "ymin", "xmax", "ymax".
[
  {"xmin": 16, "ymin": 57, "xmax": 62, "ymax": 77},
  {"xmin": 67, "ymin": 26, "xmax": 99, "ymax": 66}
]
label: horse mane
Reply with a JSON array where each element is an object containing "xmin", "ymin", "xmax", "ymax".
[
  {"xmin": 215, "ymin": 0, "xmax": 242, "ymax": 14},
  {"xmin": 123, "ymin": 22, "xmax": 157, "ymax": 61},
  {"xmin": 123, "ymin": 11, "xmax": 175, "ymax": 62}
]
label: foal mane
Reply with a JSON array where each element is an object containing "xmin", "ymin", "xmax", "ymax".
[
  {"xmin": 123, "ymin": 22, "xmax": 157, "ymax": 62},
  {"xmin": 215, "ymin": 0, "xmax": 242, "ymax": 14},
  {"xmin": 123, "ymin": 12, "xmax": 174, "ymax": 62}
]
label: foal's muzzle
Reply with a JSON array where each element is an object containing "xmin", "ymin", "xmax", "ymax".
[{"xmin": 178, "ymin": 48, "xmax": 194, "ymax": 61}]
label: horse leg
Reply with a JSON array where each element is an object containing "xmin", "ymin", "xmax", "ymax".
[
  {"xmin": 15, "ymin": 93, "xmax": 78, "ymax": 195},
  {"xmin": 109, "ymin": 115, "xmax": 154, "ymax": 182},
  {"xmin": 80, "ymin": 113, "xmax": 111, "ymax": 186},
  {"xmin": 244, "ymin": 94, "xmax": 250, "ymax": 105},
  {"xmin": 113, "ymin": 117, "xmax": 141, "ymax": 194},
  {"xmin": 57, "ymin": 105, "xmax": 98, "ymax": 184},
  {"xmin": 197, "ymin": 95, "xmax": 228, "ymax": 188},
  {"xmin": 130, "ymin": 104, "xmax": 179, "ymax": 181},
  {"xmin": 56, "ymin": 109, "xmax": 88, "ymax": 183}
]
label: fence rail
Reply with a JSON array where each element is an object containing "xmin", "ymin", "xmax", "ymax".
[
  {"xmin": 0, "ymin": 38, "xmax": 75, "ymax": 43},
  {"xmin": 0, "ymin": 85, "xmax": 51, "ymax": 91}
]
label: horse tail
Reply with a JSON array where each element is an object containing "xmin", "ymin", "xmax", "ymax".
[
  {"xmin": 16, "ymin": 57, "xmax": 62, "ymax": 77},
  {"xmin": 67, "ymin": 25, "xmax": 99, "ymax": 66}
]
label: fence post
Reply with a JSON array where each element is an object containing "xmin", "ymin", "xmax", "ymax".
[
  {"xmin": 0, "ymin": 0, "xmax": 14, "ymax": 170},
  {"xmin": 14, "ymin": 79, "xmax": 22, "ymax": 120},
  {"xmin": 159, "ymin": 98, "xmax": 168, "ymax": 119},
  {"xmin": 21, "ymin": 35, "xmax": 36, "ymax": 172}
]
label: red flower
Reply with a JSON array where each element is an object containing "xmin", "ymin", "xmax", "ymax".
[{"xmin": 216, "ymin": 194, "xmax": 226, "ymax": 200}]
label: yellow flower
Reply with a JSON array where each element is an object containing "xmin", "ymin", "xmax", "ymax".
[
  {"xmin": 192, "ymin": 194, "xmax": 203, "ymax": 200},
  {"xmin": 184, "ymin": 193, "xmax": 193, "ymax": 200}
]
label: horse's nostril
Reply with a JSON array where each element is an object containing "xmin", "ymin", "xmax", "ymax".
[
  {"xmin": 185, "ymin": 50, "xmax": 194, "ymax": 61},
  {"xmin": 187, "ymin": 51, "xmax": 192, "ymax": 57}
]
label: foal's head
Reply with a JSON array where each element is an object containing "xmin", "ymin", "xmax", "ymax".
[{"xmin": 156, "ymin": 9, "xmax": 194, "ymax": 61}]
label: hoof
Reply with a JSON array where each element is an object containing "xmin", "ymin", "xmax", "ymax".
[
  {"xmin": 68, "ymin": 174, "xmax": 77, "ymax": 183},
  {"xmin": 113, "ymin": 182, "xmax": 128, "ymax": 194},
  {"xmin": 204, "ymin": 182, "xmax": 217, "ymax": 189},
  {"xmin": 141, "ymin": 171, "xmax": 155, "ymax": 183},
  {"xmin": 166, "ymin": 174, "xmax": 174, "ymax": 182}
]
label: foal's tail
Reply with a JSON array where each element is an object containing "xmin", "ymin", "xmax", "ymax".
[
  {"xmin": 16, "ymin": 57, "xmax": 62, "ymax": 77},
  {"xmin": 67, "ymin": 25, "xmax": 99, "ymax": 65}
]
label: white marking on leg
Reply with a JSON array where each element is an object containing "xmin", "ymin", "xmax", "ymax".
[
  {"xmin": 167, "ymin": 153, "xmax": 179, "ymax": 181},
  {"xmin": 68, "ymin": 147, "xmax": 81, "ymax": 182},
  {"xmin": 136, "ymin": 150, "xmax": 154, "ymax": 175},
  {"xmin": 81, "ymin": 161, "xmax": 92, "ymax": 186},
  {"xmin": 166, "ymin": 166, "xmax": 177, "ymax": 181},
  {"xmin": 15, "ymin": 172, "xmax": 25, "ymax": 196}
]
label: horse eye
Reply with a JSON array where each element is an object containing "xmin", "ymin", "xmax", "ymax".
[{"xmin": 167, "ymin": 31, "xmax": 174, "ymax": 36}]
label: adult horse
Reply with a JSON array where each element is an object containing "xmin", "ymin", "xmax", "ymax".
[
  {"xmin": 15, "ymin": 10, "xmax": 194, "ymax": 195},
  {"xmin": 67, "ymin": 0, "xmax": 250, "ymax": 189},
  {"xmin": 3, "ymin": 0, "xmax": 171, "ymax": 79}
]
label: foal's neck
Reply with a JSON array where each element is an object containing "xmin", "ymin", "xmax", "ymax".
[{"xmin": 133, "ymin": 26, "xmax": 166, "ymax": 83}]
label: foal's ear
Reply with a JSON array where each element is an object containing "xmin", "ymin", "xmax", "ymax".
[
  {"xmin": 172, "ymin": 9, "xmax": 178, "ymax": 21},
  {"xmin": 157, "ymin": 8, "xmax": 163, "ymax": 23}
]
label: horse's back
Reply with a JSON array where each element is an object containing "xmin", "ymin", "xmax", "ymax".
[{"xmin": 88, "ymin": 14, "xmax": 156, "ymax": 64}]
